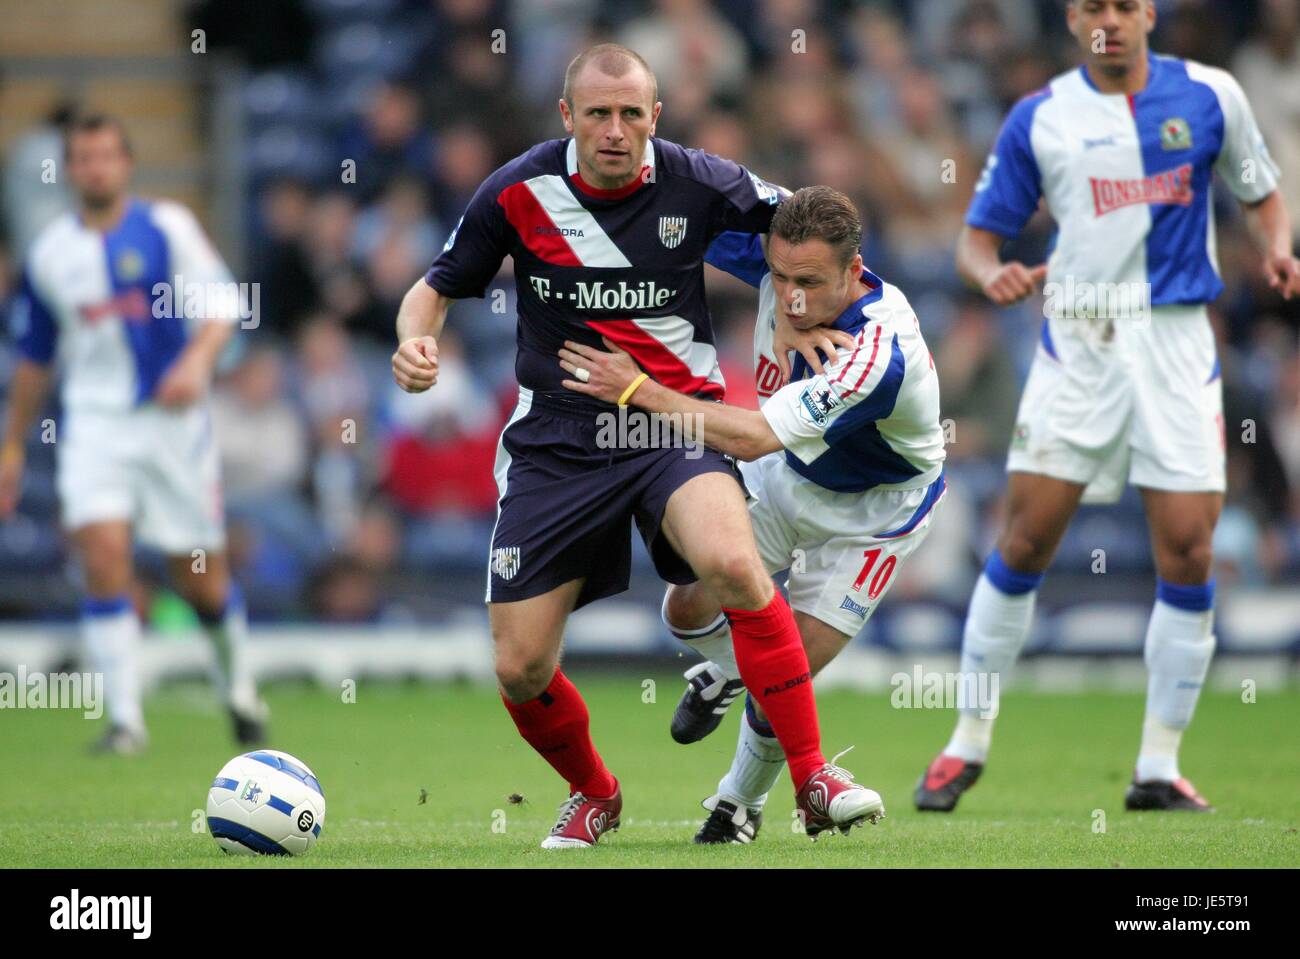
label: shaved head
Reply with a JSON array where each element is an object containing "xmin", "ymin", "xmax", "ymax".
[{"xmin": 563, "ymin": 43, "xmax": 658, "ymax": 109}]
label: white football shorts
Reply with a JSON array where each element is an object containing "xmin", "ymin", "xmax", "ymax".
[
  {"xmin": 1006, "ymin": 303, "xmax": 1225, "ymax": 504},
  {"xmin": 57, "ymin": 403, "xmax": 226, "ymax": 553},
  {"xmin": 739, "ymin": 453, "xmax": 946, "ymax": 637}
]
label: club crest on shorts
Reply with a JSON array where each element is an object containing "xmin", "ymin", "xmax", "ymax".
[
  {"xmin": 492, "ymin": 546, "xmax": 521, "ymax": 581},
  {"xmin": 658, "ymin": 216, "xmax": 687, "ymax": 249}
]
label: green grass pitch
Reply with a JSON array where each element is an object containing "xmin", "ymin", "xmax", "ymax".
[{"xmin": 3, "ymin": 673, "xmax": 1296, "ymax": 868}]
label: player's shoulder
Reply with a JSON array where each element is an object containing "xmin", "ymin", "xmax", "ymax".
[
  {"xmin": 1174, "ymin": 56, "xmax": 1249, "ymax": 105},
  {"xmin": 1000, "ymin": 78, "xmax": 1062, "ymax": 133},
  {"xmin": 142, "ymin": 197, "xmax": 203, "ymax": 234},
  {"xmin": 27, "ymin": 211, "xmax": 83, "ymax": 270},
  {"xmin": 654, "ymin": 137, "xmax": 770, "ymax": 196},
  {"xmin": 480, "ymin": 138, "xmax": 567, "ymax": 194}
]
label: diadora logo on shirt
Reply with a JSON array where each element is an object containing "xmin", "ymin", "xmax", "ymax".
[
  {"xmin": 527, "ymin": 275, "xmax": 676, "ymax": 310},
  {"xmin": 1082, "ymin": 135, "xmax": 1118, "ymax": 150},
  {"xmin": 1089, "ymin": 163, "xmax": 1193, "ymax": 217},
  {"xmin": 534, "ymin": 226, "xmax": 585, "ymax": 238}
]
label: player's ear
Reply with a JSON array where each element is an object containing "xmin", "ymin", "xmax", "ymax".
[
  {"xmin": 649, "ymin": 101, "xmax": 662, "ymax": 135},
  {"xmin": 559, "ymin": 98, "xmax": 574, "ymax": 133}
]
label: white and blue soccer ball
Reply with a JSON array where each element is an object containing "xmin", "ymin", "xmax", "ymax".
[{"xmin": 206, "ymin": 750, "xmax": 326, "ymax": 856}]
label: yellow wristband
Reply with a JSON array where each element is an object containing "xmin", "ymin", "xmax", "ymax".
[{"xmin": 618, "ymin": 373, "xmax": 650, "ymax": 407}]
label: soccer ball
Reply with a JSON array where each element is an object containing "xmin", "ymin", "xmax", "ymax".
[{"xmin": 206, "ymin": 749, "xmax": 326, "ymax": 856}]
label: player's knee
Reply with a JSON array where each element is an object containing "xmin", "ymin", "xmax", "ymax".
[
  {"xmin": 81, "ymin": 547, "xmax": 131, "ymax": 595},
  {"xmin": 996, "ymin": 528, "xmax": 1055, "ymax": 574},
  {"xmin": 493, "ymin": 650, "xmax": 553, "ymax": 702},
  {"xmin": 1156, "ymin": 534, "xmax": 1214, "ymax": 584},
  {"xmin": 662, "ymin": 584, "xmax": 719, "ymax": 632},
  {"xmin": 699, "ymin": 552, "xmax": 769, "ymax": 609}
]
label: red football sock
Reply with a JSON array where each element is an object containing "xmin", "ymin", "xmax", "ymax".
[
  {"xmin": 501, "ymin": 669, "xmax": 617, "ymax": 798},
  {"xmin": 724, "ymin": 592, "xmax": 825, "ymax": 787}
]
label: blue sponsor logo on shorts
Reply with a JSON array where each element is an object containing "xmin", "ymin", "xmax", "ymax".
[{"xmin": 839, "ymin": 595, "xmax": 869, "ymax": 618}]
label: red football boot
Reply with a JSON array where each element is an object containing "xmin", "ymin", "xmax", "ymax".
[
  {"xmin": 914, "ymin": 753, "xmax": 984, "ymax": 812},
  {"xmin": 795, "ymin": 753, "xmax": 885, "ymax": 839},
  {"xmin": 540, "ymin": 782, "xmax": 622, "ymax": 849}
]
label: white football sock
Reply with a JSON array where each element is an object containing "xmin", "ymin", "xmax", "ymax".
[
  {"xmin": 943, "ymin": 571, "xmax": 1037, "ymax": 763},
  {"xmin": 662, "ymin": 593, "xmax": 740, "ymax": 680},
  {"xmin": 717, "ymin": 703, "xmax": 786, "ymax": 810},
  {"xmin": 82, "ymin": 597, "xmax": 145, "ymax": 733},
  {"xmin": 1137, "ymin": 597, "xmax": 1215, "ymax": 782},
  {"xmin": 200, "ymin": 586, "xmax": 260, "ymax": 715}
]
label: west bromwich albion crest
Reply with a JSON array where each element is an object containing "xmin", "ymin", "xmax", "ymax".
[
  {"xmin": 658, "ymin": 216, "xmax": 687, "ymax": 249},
  {"xmin": 492, "ymin": 547, "xmax": 521, "ymax": 581}
]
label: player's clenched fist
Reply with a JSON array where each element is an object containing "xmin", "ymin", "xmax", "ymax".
[
  {"xmin": 392, "ymin": 336, "xmax": 439, "ymax": 392},
  {"xmin": 982, "ymin": 262, "xmax": 1047, "ymax": 306}
]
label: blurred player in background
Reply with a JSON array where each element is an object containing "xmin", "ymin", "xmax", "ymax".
[
  {"xmin": 0, "ymin": 114, "xmax": 267, "ymax": 754},
  {"xmin": 393, "ymin": 45, "xmax": 882, "ymax": 847},
  {"xmin": 560, "ymin": 186, "xmax": 946, "ymax": 843},
  {"xmin": 916, "ymin": 0, "xmax": 1300, "ymax": 812}
]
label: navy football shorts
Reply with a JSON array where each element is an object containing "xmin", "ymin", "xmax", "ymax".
[{"xmin": 485, "ymin": 388, "xmax": 740, "ymax": 610}]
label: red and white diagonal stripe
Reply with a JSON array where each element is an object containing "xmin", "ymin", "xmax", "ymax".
[{"xmin": 587, "ymin": 314, "xmax": 726, "ymax": 400}]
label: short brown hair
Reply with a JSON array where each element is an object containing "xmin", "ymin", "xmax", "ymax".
[
  {"xmin": 64, "ymin": 112, "xmax": 133, "ymax": 159},
  {"xmin": 770, "ymin": 186, "xmax": 862, "ymax": 268},
  {"xmin": 563, "ymin": 43, "xmax": 658, "ymax": 108}
]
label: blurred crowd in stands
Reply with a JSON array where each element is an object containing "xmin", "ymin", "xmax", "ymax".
[{"xmin": 1, "ymin": 0, "xmax": 1298, "ymax": 624}]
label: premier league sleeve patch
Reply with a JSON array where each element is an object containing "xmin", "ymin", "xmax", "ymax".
[{"xmin": 795, "ymin": 376, "xmax": 844, "ymax": 429}]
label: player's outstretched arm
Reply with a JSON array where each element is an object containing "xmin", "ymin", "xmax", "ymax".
[
  {"xmin": 1242, "ymin": 190, "xmax": 1300, "ymax": 300},
  {"xmin": 393, "ymin": 279, "xmax": 454, "ymax": 393},
  {"xmin": 956, "ymin": 224, "xmax": 1046, "ymax": 306},
  {"xmin": 558, "ymin": 339, "xmax": 781, "ymax": 462},
  {"xmin": 0, "ymin": 360, "xmax": 53, "ymax": 518}
]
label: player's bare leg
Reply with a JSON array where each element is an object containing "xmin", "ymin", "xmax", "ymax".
[
  {"xmin": 916, "ymin": 471, "xmax": 1086, "ymax": 810},
  {"xmin": 490, "ymin": 578, "xmax": 622, "ymax": 848},
  {"xmin": 76, "ymin": 520, "xmax": 147, "ymax": 754},
  {"xmin": 661, "ymin": 473, "xmax": 877, "ymax": 837},
  {"xmin": 1124, "ymin": 488, "xmax": 1222, "ymax": 812},
  {"xmin": 168, "ymin": 551, "xmax": 267, "ymax": 745}
]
